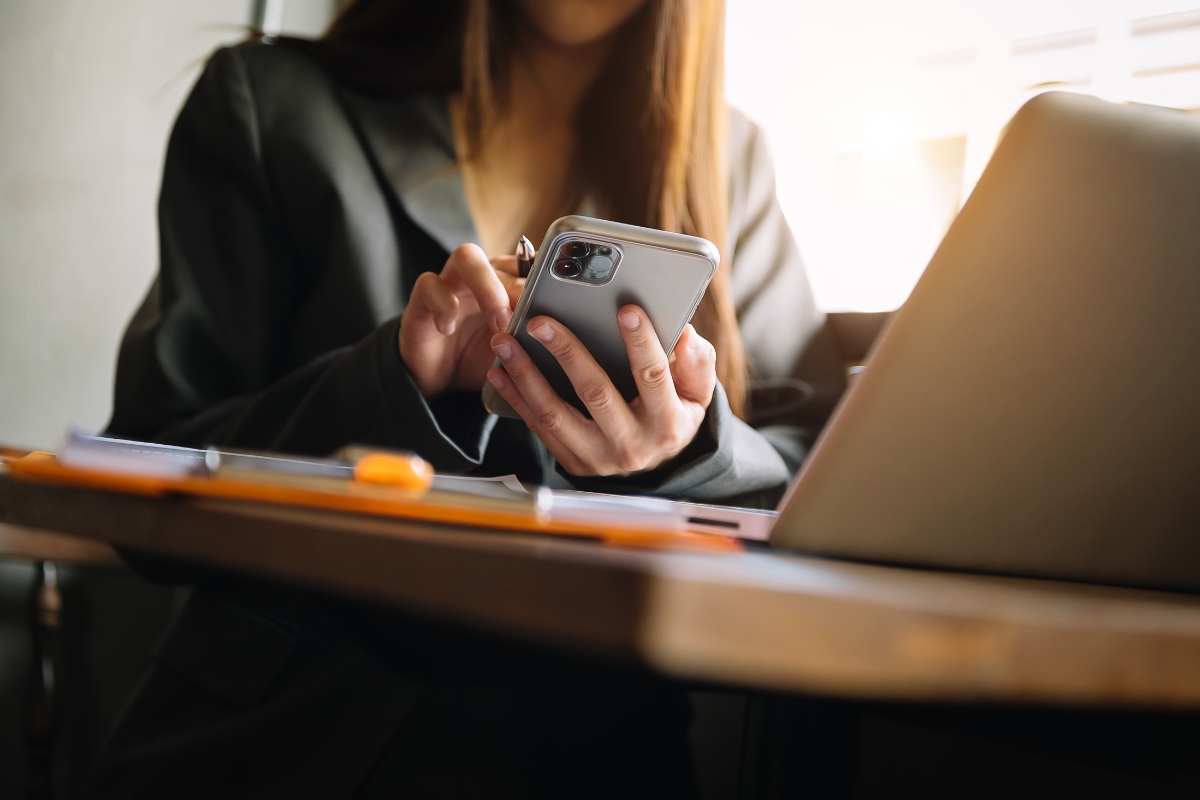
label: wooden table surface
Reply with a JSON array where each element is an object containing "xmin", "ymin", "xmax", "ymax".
[{"xmin": 5, "ymin": 470, "xmax": 1200, "ymax": 709}]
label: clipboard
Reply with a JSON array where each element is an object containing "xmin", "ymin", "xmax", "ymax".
[{"xmin": 2, "ymin": 449, "xmax": 741, "ymax": 553}]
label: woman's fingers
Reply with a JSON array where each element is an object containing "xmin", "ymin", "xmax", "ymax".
[
  {"xmin": 505, "ymin": 279, "xmax": 525, "ymax": 312},
  {"xmin": 442, "ymin": 244, "xmax": 513, "ymax": 333},
  {"xmin": 488, "ymin": 329, "xmax": 586, "ymax": 433},
  {"xmin": 399, "ymin": 245, "xmax": 534, "ymax": 399},
  {"xmin": 670, "ymin": 324, "xmax": 717, "ymax": 407},
  {"xmin": 488, "ymin": 329, "xmax": 609, "ymax": 457},
  {"xmin": 490, "ymin": 254, "xmax": 521, "ymax": 277},
  {"xmin": 487, "ymin": 317, "xmax": 712, "ymax": 477},
  {"xmin": 492, "ymin": 255, "xmax": 531, "ymax": 322},
  {"xmin": 616, "ymin": 305, "xmax": 680, "ymax": 419},
  {"xmin": 410, "ymin": 272, "xmax": 459, "ymax": 334},
  {"xmin": 523, "ymin": 316, "xmax": 638, "ymax": 442},
  {"xmin": 486, "ymin": 367, "xmax": 587, "ymax": 475}
]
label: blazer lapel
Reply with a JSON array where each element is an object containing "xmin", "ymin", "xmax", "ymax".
[{"xmin": 338, "ymin": 89, "xmax": 481, "ymax": 255}]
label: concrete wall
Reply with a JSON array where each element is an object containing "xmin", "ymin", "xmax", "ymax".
[{"xmin": 0, "ymin": 0, "xmax": 338, "ymax": 451}]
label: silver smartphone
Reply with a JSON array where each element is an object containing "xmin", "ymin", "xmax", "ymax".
[{"xmin": 482, "ymin": 216, "xmax": 720, "ymax": 418}]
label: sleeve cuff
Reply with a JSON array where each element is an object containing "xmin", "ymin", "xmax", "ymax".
[
  {"xmin": 373, "ymin": 317, "xmax": 498, "ymax": 473},
  {"xmin": 556, "ymin": 382, "xmax": 790, "ymax": 504}
]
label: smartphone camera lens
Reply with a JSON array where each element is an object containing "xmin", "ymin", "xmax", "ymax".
[
  {"xmin": 561, "ymin": 241, "xmax": 590, "ymax": 259},
  {"xmin": 553, "ymin": 258, "xmax": 583, "ymax": 278},
  {"xmin": 598, "ymin": 246, "xmax": 612, "ymax": 256}
]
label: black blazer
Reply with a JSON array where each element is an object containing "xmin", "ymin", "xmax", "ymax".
[
  {"xmin": 87, "ymin": 41, "xmax": 845, "ymax": 799},
  {"xmin": 107, "ymin": 42, "xmax": 843, "ymax": 504}
]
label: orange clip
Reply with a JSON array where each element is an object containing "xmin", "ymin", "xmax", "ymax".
[{"xmin": 353, "ymin": 453, "xmax": 434, "ymax": 492}]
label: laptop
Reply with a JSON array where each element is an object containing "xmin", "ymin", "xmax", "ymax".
[{"xmin": 769, "ymin": 92, "xmax": 1200, "ymax": 593}]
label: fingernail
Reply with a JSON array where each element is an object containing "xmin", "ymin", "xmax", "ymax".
[
  {"xmin": 493, "ymin": 309, "xmax": 511, "ymax": 332},
  {"xmin": 529, "ymin": 323, "xmax": 554, "ymax": 342},
  {"xmin": 492, "ymin": 341, "xmax": 513, "ymax": 360},
  {"xmin": 489, "ymin": 371, "xmax": 508, "ymax": 390},
  {"xmin": 618, "ymin": 311, "xmax": 640, "ymax": 330}
]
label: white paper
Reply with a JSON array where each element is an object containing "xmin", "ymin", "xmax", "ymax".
[
  {"xmin": 431, "ymin": 473, "xmax": 529, "ymax": 500},
  {"xmin": 534, "ymin": 487, "xmax": 686, "ymax": 531}
]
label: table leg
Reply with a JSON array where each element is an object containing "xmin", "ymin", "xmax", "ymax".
[{"xmin": 25, "ymin": 561, "xmax": 59, "ymax": 800}]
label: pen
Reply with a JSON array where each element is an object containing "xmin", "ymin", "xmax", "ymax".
[
  {"xmin": 205, "ymin": 448, "xmax": 433, "ymax": 491},
  {"xmin": 516, "ymin": 235, "xmax": 534, "ymax": 278},
  {"xmin": 50, "ymin": 430, "xmax": 434, "ymax": 491}
]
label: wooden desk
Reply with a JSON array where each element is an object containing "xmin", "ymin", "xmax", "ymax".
[{"xmin": 4, "ymin": 471, "xmax": 1200, "ymax": 709}]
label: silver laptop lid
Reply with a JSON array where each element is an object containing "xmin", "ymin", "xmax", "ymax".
[{"xmin": 771, "ymin": 92, "xmax": 1200, "ymax": 592}]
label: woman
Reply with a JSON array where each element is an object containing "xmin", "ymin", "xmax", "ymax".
[{"xmin": 91, "ymin": 0, "xmax": 843, "ymax": 797}]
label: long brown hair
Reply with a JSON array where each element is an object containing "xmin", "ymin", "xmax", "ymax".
[{"xmin": 285, "ymin": 0, "xmax": 746, "ymax": 416}]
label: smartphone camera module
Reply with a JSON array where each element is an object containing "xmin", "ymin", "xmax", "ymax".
[{"xmin": 552, "ymin": 240, "xmax": 620, "ymax": 285}]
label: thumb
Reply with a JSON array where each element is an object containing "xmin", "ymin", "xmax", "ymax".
[{"xmin": 671, "ymin": 325, "xmax": 717, "ymax": 407}]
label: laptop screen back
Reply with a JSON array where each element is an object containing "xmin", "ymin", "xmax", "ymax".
[{"xmin": 770, "ymin": 93, "xmax": 1200, "ymax": 592}]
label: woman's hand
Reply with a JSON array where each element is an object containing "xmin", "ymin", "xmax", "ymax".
[
  {"xmin": 400, "ymin": 244, "xmax": 525, "ymax": 398},
  {"xmin": 486, "ymin": 306, "xmax": 717, "ymax": 477}
]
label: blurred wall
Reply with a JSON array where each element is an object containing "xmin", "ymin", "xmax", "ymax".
[
  {"xmin": 725, "ymin": 0, "xmax": 1200, "ymax": 312},
  {"xmin": 0, "ymin": 0, "xmax": 338, "ymax": 451}
]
